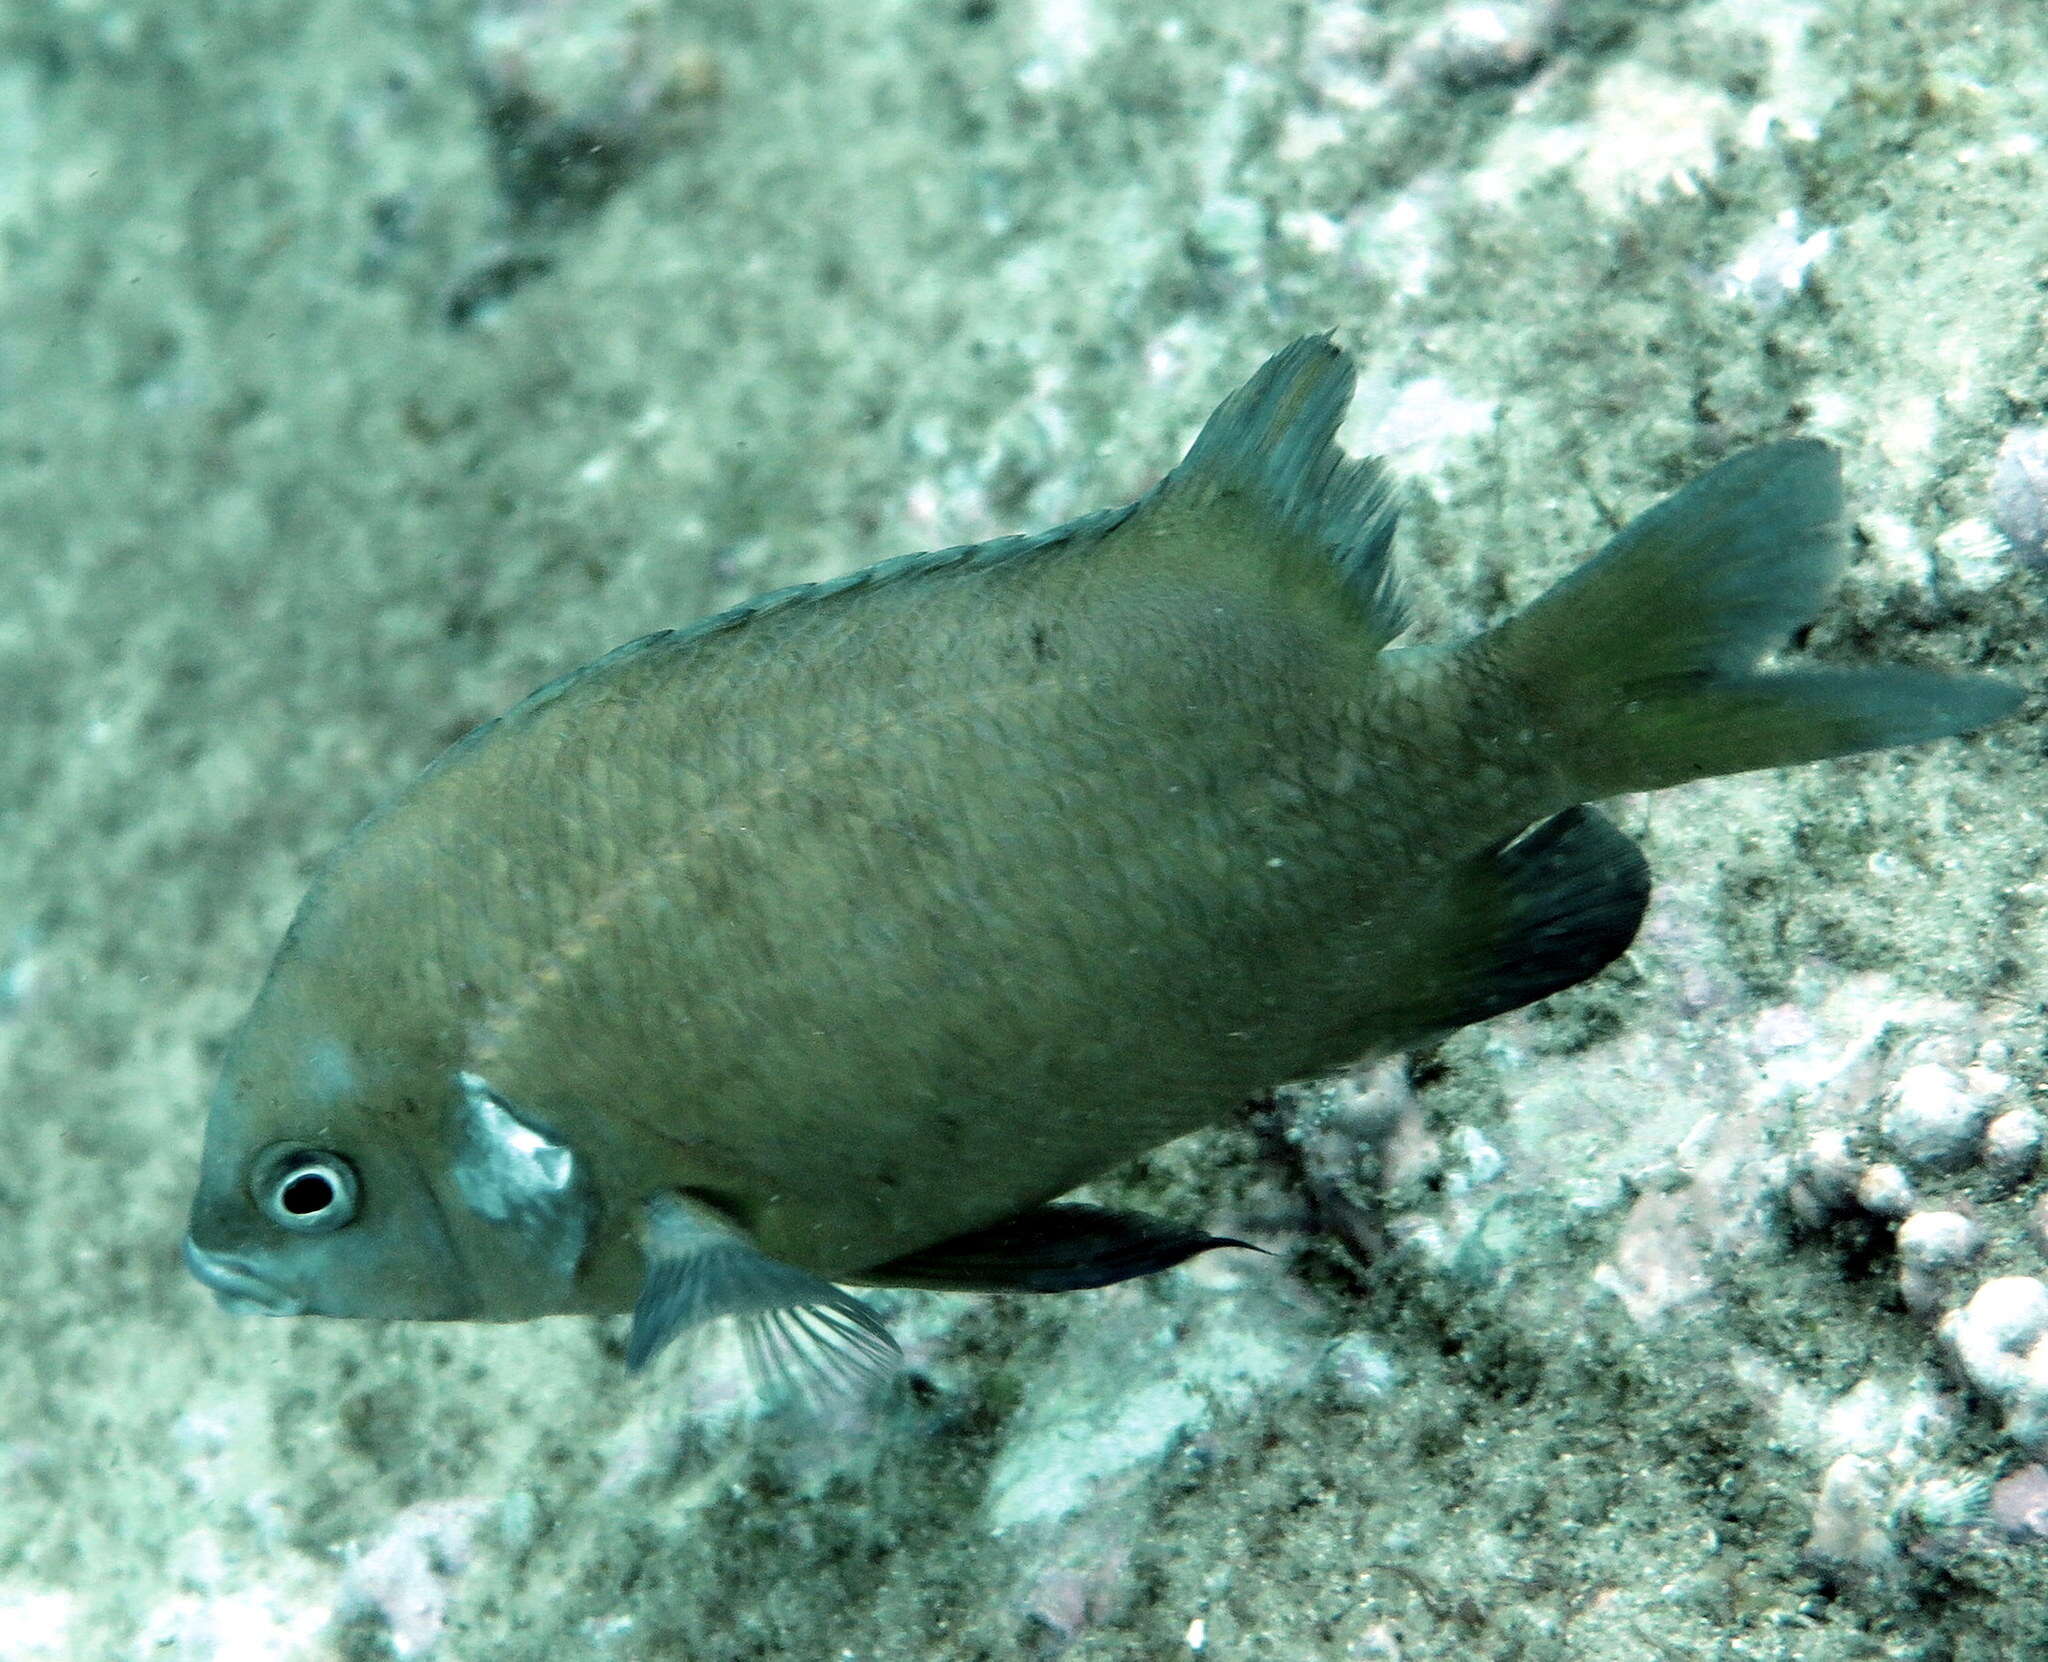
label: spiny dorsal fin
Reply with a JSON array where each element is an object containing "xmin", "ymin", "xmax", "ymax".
[
  {"xmin": 450, "ymin": 500, "xmax": 1143, "ymax": 754},
  {"xmin": 445, "ymin": 339, "xmax": 1403, "ymax": 768},
  {"xmin": 629, "ymin": 1193, "xmax": 900, "ymax": 1402}
]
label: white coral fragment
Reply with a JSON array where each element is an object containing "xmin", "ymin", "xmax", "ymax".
[
  {"xmin": 1788, "ymin": 1127, "xmax": 1863, "ymax": 1224},
  {"xmin": 1984, "ymin": 1107, "xmax": 2045, "ymax": 1189},
  {"xmin": 1896, "ymin": 1211, "xmax": 1982, "ymax": 1275},
  {"xmin": 1806, "ymin": 1454, "xmax": 1894, "ymax": 1573},
  {"xmin": 1714, "ymin": 210, "xmax": 1832, "ymax": 306},
  {"xmin": 1895, "ymin": 1210, "xmax": 1983, "ymax": 1316}
]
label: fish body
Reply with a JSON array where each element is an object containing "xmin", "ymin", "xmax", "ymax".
[{"xmin": 185, "ymin": 339, "xmax": 2020, "ymax": 1383}]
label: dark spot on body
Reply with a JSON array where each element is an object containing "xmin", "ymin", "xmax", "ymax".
[{"xmin": 1028, "ymin": 623, "xmax": 1057, "ymax": 664}]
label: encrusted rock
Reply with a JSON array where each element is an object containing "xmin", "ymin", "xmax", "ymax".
[
  {"xmin": 1983, "ymin": 1107, "xmax": 2045, "ymax": 1191},
  {"xmin": 1939, "ymin": 1278, "xmax": 2048, "ymax": 1448},
  {"xmin": 1881, "ymin": 1063, "xmax": 1994, "ymax": 1171},
  {"xmin": 1856, "ymin": 1162, "xmax": 1917, "ymax": 1221},
  {"xmin": 1991, "ymin": 1464, "xmax": 2048, "ymax": 1541},
  {"xmin": 1940, "ymin": 1276, "xmax": 2048, "ymax": 1393}
]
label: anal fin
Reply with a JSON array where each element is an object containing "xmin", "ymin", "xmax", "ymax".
[
  {"xmin": 1424, "ymin": 803, "xmax": 1650, "ymax": 1032},
  {"xmin": 629, "ymin": 1193, "xmax": 900, "ymax": 1400},
  {"xmin": 864, "ymin": 1202, "xmax": 1257, "ymax": 1294},
  {"xmin": 1359, "ymin": 804, "xmax": 1649, "ymax": 1050}
]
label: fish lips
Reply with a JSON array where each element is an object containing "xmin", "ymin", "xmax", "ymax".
[{"xmin": 182, "ymin": 1236, "xmax": 307, "ymax": 1317}]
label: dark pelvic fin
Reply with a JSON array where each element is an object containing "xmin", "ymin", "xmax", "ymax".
[
  {"xmin": 1486, "ymin": 440, "xmax": 2022, "ymax": 798},
  {"xmin": 628, "ymin": 1194, "xmax": 899, "ymax": 1401},
  {"xmin": 864, "ymin": 1202, "xmax": 1259, "ymax": 1294},
  {"xmin": 1151, "ymin": 334, "xmax": 1406, "ymax": 647},
  {"xmin": 1400, "ymin": 804, "xmax": 1651, "ymax": 1036}
]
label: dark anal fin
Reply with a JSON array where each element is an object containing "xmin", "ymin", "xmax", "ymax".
[
  {"xmin": 1424, "ymin": 804, "xmax": 1650, "ymax": 1033},
  {"xmin": 629, "ymin": 1193, "xmax": 899, "ymax": 1401},
  {"xmin": 865, "ymin": 1202, "xmax": 1259, "ymax": 1294}
]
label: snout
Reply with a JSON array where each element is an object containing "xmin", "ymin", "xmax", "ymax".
[{"xmin": 182, "ymin": 1236, "xmax": 307, "ymax": 1317}]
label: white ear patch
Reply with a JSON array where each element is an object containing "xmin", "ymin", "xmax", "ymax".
[{"xmin": 452, "ymin": 1072, "xmax": 590, "ymax": 1281}]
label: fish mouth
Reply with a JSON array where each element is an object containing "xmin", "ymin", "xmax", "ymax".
[{"xmin": 182, "ymin": 1237, "xmax": 307, "ymax": 1317}]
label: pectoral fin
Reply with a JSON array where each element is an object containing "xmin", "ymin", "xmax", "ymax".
[
  {"xmin": 629, "ymin": 1193, "xmax": 900, "ymax": 1399},
  {"xmin": 865, "ymin": 1202, "xmax": 1258, "ymax": 1293}
]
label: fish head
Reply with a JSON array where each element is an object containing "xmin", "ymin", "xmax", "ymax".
[
  {"xmin": 184, "ymin": 953, "xmax": 610, "ymax": 1327},
  {"xmin": 183, "ymin": 1005, "xmax": 482, "ymax": 1322}
]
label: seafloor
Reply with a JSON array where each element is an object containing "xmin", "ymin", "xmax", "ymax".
[{"xmin": 2, "ymin": 0, "xmax": 2045, "ymax": 1657}]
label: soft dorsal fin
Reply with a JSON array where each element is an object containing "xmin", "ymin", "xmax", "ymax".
[
  {"xmin": 863, "ymin": 1202, "xmax": 1257, "ymax": 1294},
  {"xmin": 1149, "ymin": 334, "xmax": 1405, "ymax": 647}
]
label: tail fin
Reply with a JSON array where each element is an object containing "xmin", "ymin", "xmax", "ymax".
[{"xmin": 1485, "ymin": 440, "xmax": 2021, "ymax": 799}]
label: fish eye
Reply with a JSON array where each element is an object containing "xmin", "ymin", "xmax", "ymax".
[{"xmin": 250, "ymin": 1145, "xmax": 360, "ymax": 1234}]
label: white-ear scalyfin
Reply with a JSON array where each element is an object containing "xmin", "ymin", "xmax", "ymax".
[{"xmin": 452, "ymin": 1072, "xmax": 591, "ymax": 1281}]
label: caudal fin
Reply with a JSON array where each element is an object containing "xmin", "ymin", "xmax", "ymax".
[{"xmin": 1485, "ymin": 441, "xmax": 2021, "ymax": 799}]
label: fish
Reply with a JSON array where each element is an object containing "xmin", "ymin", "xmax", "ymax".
[{"xmin": 183, "ymin": 336, "xmax": 2022, "ymax": 1394}]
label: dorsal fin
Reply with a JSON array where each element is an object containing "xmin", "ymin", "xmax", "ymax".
[
  {"xmin": 438, "ymin": 338, "xmax": 1401, "ymax": 769},
  {"xmin": 1151, "ymin": 334, "xmax": 1405, "ymax": 647},
  {"xmin": 464, "ymin": 501, "xmax": 1143, "ymax": 747},
  {"xmin": 520, "ymin": 340, "xmax": 1400, "ymax": 696}
]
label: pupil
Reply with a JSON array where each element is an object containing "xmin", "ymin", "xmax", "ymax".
[{"xmin": 280, "ymin": 1171, "xmax": 334, "ymax": 1216}]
